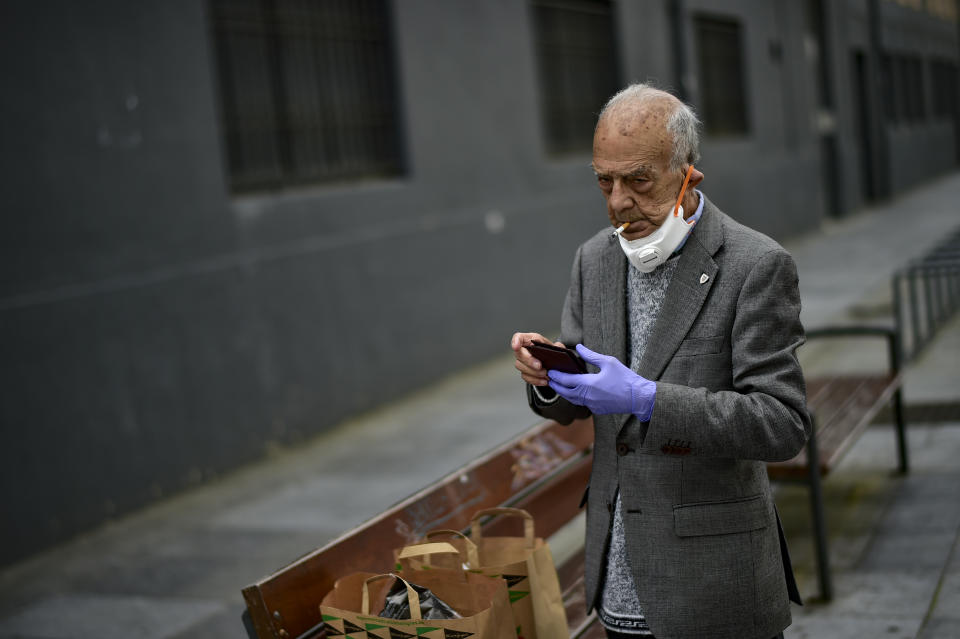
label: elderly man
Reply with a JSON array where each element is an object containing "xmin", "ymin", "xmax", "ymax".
[{"xmin": 511, "ymin": 84, "xmax": 809, "ymax": 639}]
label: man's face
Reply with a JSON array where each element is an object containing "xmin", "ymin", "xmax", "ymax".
[{"xmin": 591, "ymin": 105, "xmax": 685, "ymax": 241}]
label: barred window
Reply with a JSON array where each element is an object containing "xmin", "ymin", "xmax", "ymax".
[
  {"xmin": 531, "ymin": 0, "xmax": 620, "ymax": 155},
  {"xmin": 903, "ymin": 56, "xmax": 925, "ymax": 123},
  {"xmin": 882, "ymin": 53, "xmax": 897, "ymax": 123},
  {"xmin": 930, "ymin": 59, "xmax": 958, "ymax": 119},
  {"xmin": 886, "ymin": 53, "xmax": 926, "ymax": 124},
  {"xmin": 209, "ymin": 0, "xmax": 404, "ymax": 193},
  {"xmin": 694, "ymin": 14, "xmax": 749, "ymax": 137}
]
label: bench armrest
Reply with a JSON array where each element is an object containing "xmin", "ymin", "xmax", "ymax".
[{"xmin": 805, "ymin": 324, "xmax": 902, "ymax": 376}]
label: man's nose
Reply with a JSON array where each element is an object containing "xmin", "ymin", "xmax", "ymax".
[{"xmin": 608, "ymin": 179, "xmax": 634, "ymax": 212}]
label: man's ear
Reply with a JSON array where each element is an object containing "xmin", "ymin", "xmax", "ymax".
[{"xmin": 687, "ymin": 165, "xmax": 705, "ymax": 188}]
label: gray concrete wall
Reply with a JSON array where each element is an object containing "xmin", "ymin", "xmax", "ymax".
[
  {"xmin": 1, "ymin": 0, "xmax": 958, "ymax": 567},
  {"xmin": 0, "ymin": 0, "xmax": 603, "ymax": 567},
  {"xmin": 830, "ymin": 0, "xmax": 960, "ymax": 211},
  {"xmin": 683, "ymin": 0, "xmax": 824, "ymax": 238},
  {"xmin": 1, "ymin": 0, "xmax": 242, "ymax": 566},
  {"xmin": 880, "ymin": 1, "xmax": 960, "ymax": 194}
]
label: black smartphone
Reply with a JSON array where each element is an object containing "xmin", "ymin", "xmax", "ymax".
[{"xmin": 526, "ymin": 341, "xmax": 587, "ymax": 374}]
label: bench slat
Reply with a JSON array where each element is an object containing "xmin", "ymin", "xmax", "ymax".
[
  {"xmin": 485, "ymin": 455, "xmax": 591, "ymax": 537},
  {"xmin": 557, "ymin": 550, "xmax": 591, "ymax": 632},
  {"xmin": 817, "ymin": 376, "xmax": 900, "ymax": 466},
  {"xmin": 767, "ymin": 373, "xmax": 901, "ymax": 480}
]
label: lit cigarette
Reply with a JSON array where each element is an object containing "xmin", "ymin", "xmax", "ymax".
[{"xmin": 612, "ymin": 221, "xmax": 630, "ymax": 237}]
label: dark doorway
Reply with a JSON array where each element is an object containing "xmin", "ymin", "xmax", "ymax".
[
  {"xmin": 851, "ymin": 50, "xmax": 877, "ymax": 203},
  {"xmin": 806, "ymin": 0, "xmax": 842, "ymax": 217}
]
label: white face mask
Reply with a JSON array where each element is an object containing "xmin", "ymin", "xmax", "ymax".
[
  {"xmin": 618, "ymin": 205, "xmax": 695, "ymax": 272},
  {"xmin": 618, "ymin": 165, "xmax": 696, "ymax": 273}
]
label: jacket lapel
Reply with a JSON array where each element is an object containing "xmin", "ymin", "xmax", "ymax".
[
  {"xmin": 637, "ymin": 199, "xmax": 723, "ymax": 382},
  {"xmin": 600, "ymin": 236, "xmax": 628, "ymax": 366}
]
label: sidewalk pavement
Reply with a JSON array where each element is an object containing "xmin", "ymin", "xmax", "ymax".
[{"xmin": 1, "ymin": 174, "xmax": 959, "ymax": 638}]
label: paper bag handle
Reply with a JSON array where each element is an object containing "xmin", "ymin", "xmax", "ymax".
[
  {"xmin": 361, "ymin": 573, "xmax": 421, "ymax": 619},
  {"xmin": 397, "ymin": 541, "xmax": 472, "ymax": 574},
  {"xmin": 470, "ymin": 507, "xmax": 535, "ymax": 548},
  {"xmin": 397, "ymin": 541, "xmax": 459, "ymax": 561},
  {"xmin": 424, "ymin": 529, "xmax": 480, "ymax": 567}
]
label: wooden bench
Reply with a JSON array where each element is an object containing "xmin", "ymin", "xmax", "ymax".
[
  {"xmin": 241, "ymin": 416, "xmax": 603, "ymax": 639},
  {"xmin": 767, "ymin": 325, "xmax": 908, "ymax": 602},
  {"xmin": 241, "ymin": 326, "xmax": 908, "ymax": 636}
]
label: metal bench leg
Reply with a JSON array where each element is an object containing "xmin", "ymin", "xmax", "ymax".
[
  {"xmin": 886, "ymin": 329, "xmax": 909, "ymax": 475},
  {"xmin": 806, "ymin": 421, "xmax": 833, "ymax": 601},
  {"xmin": 892, "ymin": 386, "xmax": 909, "ymax": 474}
]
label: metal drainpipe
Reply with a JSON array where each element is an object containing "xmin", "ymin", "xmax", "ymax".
[
  {"xmin": 668, "ymin": 0, "xmax": 689, "ymax": 102},
  {"xmin": 867, "ymin": 0, "xmax": 891, "ymax": 199},
  {"xmin": 955, "ymin": 0, "xmax": 960, "ymax": 164}
]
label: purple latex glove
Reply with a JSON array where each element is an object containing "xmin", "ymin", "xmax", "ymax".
[{"xmin": 547, "ymin": 344, "xmax": 656, "ymax": 420}]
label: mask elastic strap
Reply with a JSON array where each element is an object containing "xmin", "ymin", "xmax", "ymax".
[{"xmin": 672, "ymin": 165, "xmax": 694, "ymax": 217}]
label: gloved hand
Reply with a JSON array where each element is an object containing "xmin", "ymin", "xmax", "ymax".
[{"xmin": 547, "ymin": 344, "xmax": 656, "ymax": 420}]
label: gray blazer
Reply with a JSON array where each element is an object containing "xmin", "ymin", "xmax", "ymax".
[{"xmin": 528, "ymin": 198, "xmax": 811, "ymax": 639}]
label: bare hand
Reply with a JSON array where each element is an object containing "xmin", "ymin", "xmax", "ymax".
[{"xmin": 510, "ymin": 332, "xmax": 564, "ymax": 387}]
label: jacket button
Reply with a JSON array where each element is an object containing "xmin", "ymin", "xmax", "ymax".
[{"xmin": 616, "ymin": 443, "xmax": 629, "ymax": 456}]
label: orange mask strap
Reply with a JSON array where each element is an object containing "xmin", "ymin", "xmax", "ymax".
[{"xmin": 672, "ymin": 165, "xmax": 694, "ymax": 217}]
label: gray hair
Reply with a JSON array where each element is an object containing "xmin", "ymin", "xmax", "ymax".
[{"xmin": 597, "ymin": 83, "xmax": 701, "ymax": 172}]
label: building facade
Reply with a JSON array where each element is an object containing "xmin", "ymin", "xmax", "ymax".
[{"xmin": 1, "ymin": 0, "xmax": 957, "ymax": 565}]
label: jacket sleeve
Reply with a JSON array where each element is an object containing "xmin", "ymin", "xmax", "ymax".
[
  {"xmin": 526, "ymin": 244, "xmax": 592, "ymax": 425},
  {"xmin": 646, "ymin": 248, "xmax": 812, "ymax": 461}
]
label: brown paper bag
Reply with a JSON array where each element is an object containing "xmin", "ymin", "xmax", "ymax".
[
  {"xmin": 418, "ymin": 508, "xmax": 568, "ymax": 639},
  {"xmin": 319, "ymin": 569, "xmax": 517, "ymax": 639}
]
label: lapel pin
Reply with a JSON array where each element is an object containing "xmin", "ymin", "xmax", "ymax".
[{"xmin": 700, "ymin": 274, "xmax": 709, "ymax": 284}]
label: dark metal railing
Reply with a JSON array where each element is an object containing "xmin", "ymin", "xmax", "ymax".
[{"xmin": 892, "ymin": 225, "xmax": 960, "ymax": 363}]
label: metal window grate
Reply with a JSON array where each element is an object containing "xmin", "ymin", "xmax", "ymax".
[
  {"xmin": 694, "ymin": 14, "xmax": 748, "ymax": 137},
  {"xmin": 886, "ymin": 53, "xmax": 927, "ymax": 124},
  {"xmin": 531, "ymin": 0, "xmax": 620, "ymax": 155},
  {"xmin": 930, "ymin": 58, "xmax": 957, "ymax": 119},
  {"xmin": 209, "ymin": 0, "xmax": 404, "ymax": 193},
  {"xmin": 882, "ymin": 53, "xmax": 897, "ymax": 123},
  {"xmin": 902, "ymin": 55, "xmax": 925, "ymax": 123}
]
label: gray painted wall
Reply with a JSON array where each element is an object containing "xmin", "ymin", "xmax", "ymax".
[{"xmin": 1, "ymin": 0, "xmax": 957, "ymax": 566}]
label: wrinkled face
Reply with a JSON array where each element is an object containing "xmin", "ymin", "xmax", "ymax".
[{"xmin": 592, "ymin": 102, "xmax": 687, "ymax": 241}]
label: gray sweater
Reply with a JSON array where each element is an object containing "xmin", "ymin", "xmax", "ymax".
[{"xmin": 599, "ymin": 256, "xmax": 679, "ymax": 635}]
